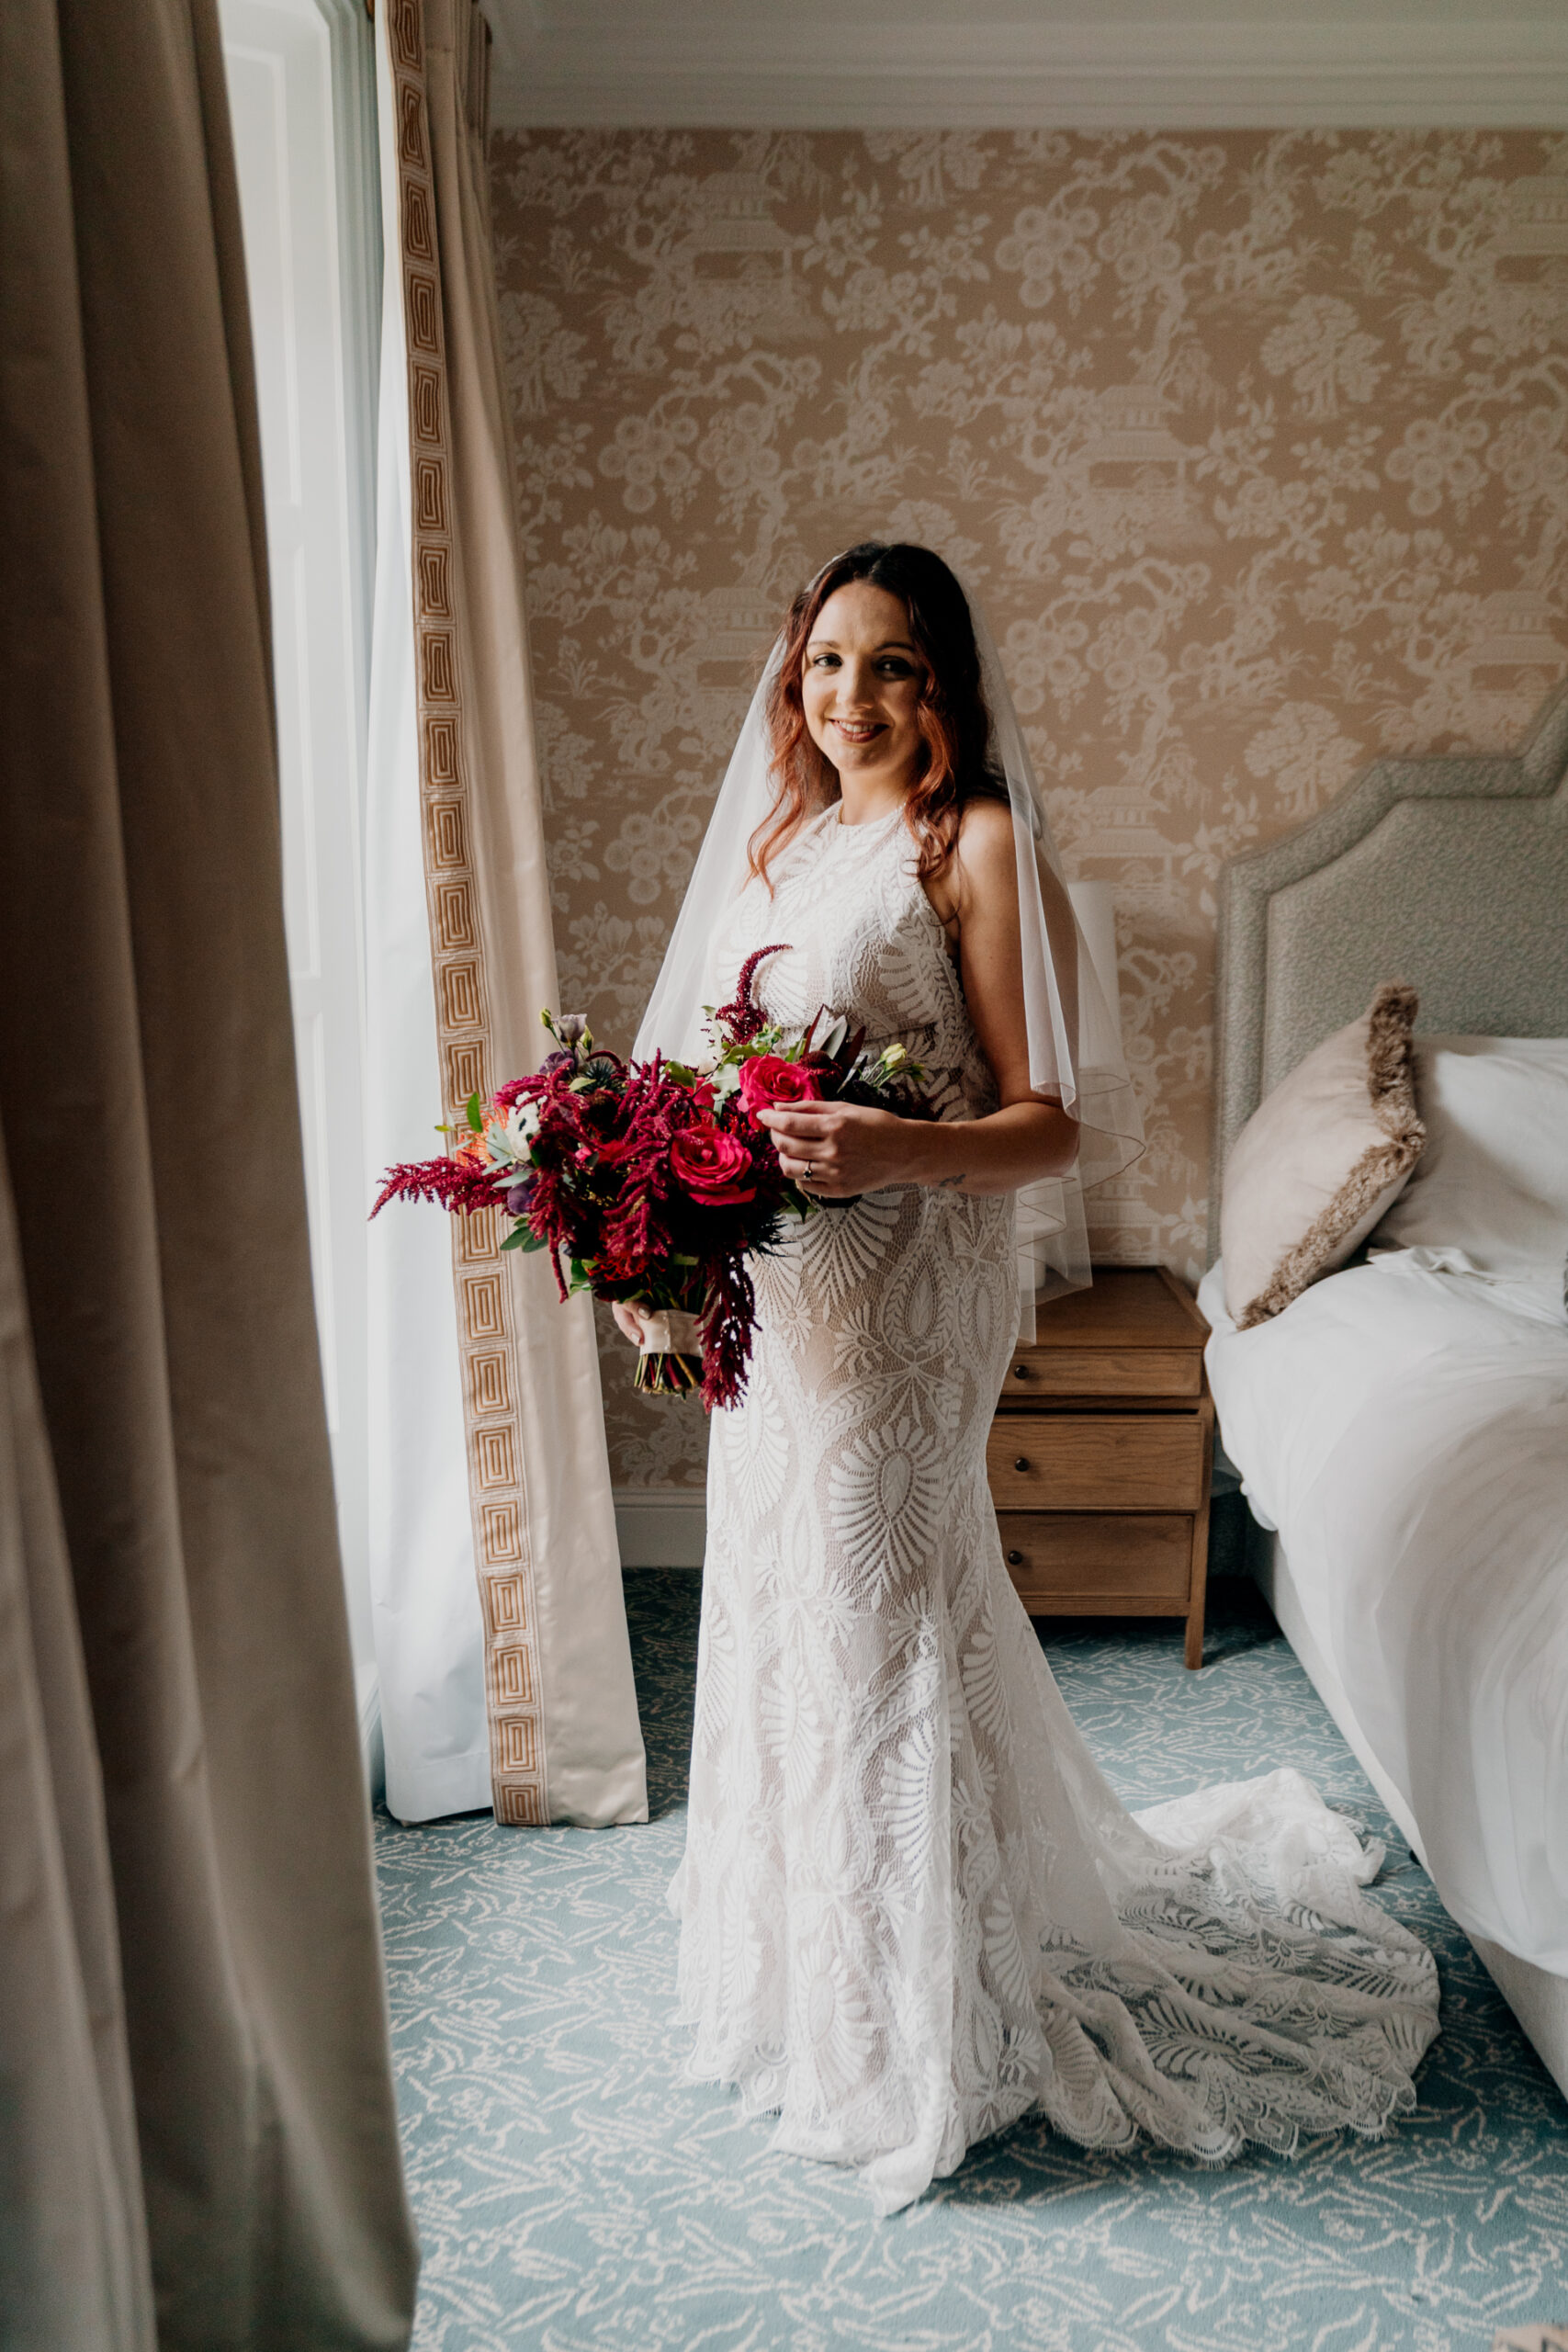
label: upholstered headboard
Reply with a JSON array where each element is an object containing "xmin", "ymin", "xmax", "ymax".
[{"xmin": 1209, "ymin": 683, "xmax": 1568, "ymax": 1261}]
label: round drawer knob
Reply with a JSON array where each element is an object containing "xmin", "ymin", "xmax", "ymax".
[
  {"xmin": 1006, "ymin": 1548, "xmax": 1023, "ymax": 1566},
  {"xmin": 1013, "ymin": 1456, "xmax": 1030, "ymax": 1473},
  {"xmin": 1012, "ymin": 1364, "xmax": 1029, "ymax": 1380}
]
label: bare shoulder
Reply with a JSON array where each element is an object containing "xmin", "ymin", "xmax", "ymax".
[{"xmin": 953, "ymin": 795, "xmax": 1017, "ymax": 900}]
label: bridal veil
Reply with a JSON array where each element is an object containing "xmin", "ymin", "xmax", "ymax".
[{"xmin": 635, "ymin": 563, "xmax": 1144, "ymax": 1328}]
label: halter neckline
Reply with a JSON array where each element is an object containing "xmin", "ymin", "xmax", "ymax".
[{"xmin": 827, "ymin": 801, "xmax": 907, "ymax": 838}]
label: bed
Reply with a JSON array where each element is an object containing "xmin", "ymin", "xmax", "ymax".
[{"xmin": 1203, "ymin": 680, "xmax": 1568, "ymax": 2098}]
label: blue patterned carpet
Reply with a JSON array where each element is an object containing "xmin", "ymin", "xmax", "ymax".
[{"xmin": 376, "ymin": 1576, "xmax": 1568, "ymax": 2352}]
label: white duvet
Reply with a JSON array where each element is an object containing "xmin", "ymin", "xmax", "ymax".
[{"xmin": 1201, "ymin": 1253, "xmax": 1568, "ymax": 1973}]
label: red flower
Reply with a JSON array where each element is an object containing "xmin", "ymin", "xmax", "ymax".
[
  {"xmin": 739, "ymin": 1055, "xmax": 823, "ymax": 1117},
  {"xmin": 669, "ymin": 1124, "xmax": 758, "ymax": 1205}
]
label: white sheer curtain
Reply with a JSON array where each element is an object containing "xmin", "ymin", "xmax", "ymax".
[
  {"xmin": 363, "ymin": 64, "xmax": 489, "ymax": 1820},
  {"xmin": 364, "ymin": 0, "xmax": 646, "ymax": 1828}
]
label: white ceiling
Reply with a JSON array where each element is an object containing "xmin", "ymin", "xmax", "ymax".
[{"xmin": 483, "ymin": 2, "xmax": 1568, "ymax": 131}]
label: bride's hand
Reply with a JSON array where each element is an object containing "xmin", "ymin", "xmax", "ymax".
[
  {"xmin": 611, "ymin": 1299, "xmax": 661, "ymax": 1347},
  {"xmin": 758, "ymin": 1102, "xmax": 925, "ymax": 1197}
]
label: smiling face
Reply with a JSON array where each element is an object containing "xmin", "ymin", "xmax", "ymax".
[{"xmin": 799, "ymin": 582, "xmax": 926, "ymax": 806}]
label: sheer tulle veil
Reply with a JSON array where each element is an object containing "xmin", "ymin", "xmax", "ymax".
[{"xmin": 634, "ymin": 560, "xmax": 1144, "ymax": 1331}]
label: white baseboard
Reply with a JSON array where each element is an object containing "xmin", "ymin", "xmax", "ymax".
[
  {"xmin": 615, "ymin": 1459, "xmax": 1239, "ymax": 1574},
  {"xmin": 615, "ymin": 1488, "xmax": 706, "ymax": 1568}
]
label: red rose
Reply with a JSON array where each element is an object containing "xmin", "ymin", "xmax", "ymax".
[
  {"xmin": 670, "ymin": 1123, "xmax": 758, "ymax": 1205},
  {"xmin": 739, "ymin": 1055, "xmax": 824, "ymax": 1116}
]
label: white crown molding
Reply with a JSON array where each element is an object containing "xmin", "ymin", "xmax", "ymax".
[{"xmin": 484, "ymin": 14, "xmax": 1568, "ymax": 131}]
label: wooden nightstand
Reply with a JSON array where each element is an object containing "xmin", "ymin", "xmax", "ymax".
[{"xmin": 988, "ymin": 1266, "xmax": 1214, "ymax": 1668}]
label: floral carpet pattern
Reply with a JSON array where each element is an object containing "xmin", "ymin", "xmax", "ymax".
[{"xmin": 377, "ymin": 1577, "xmax": 1568, "ymax": 2351}]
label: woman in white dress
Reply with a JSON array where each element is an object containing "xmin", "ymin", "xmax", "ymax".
[{"xmin": 620, "ymin": 544, "xmax": 1438, "ymax": 2214}]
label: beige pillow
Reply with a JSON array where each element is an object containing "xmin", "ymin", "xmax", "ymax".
[{"xmin": 1222, "ymin": 981, "xmax": 1425, "ymax": 1329}]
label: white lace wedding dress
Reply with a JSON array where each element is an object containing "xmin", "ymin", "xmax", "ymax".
[{"xmin": 670, "ymin": 803, "xmax": 1439, "ymax": 2214}]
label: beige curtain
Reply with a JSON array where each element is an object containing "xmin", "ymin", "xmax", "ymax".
[
  {"xmin": 0, "ymin": 0, "xmax": 418, "ymax": 2343},
  {"xmin": 376, "ymin": 0, "xmax": 648, "ymax": 1827}
]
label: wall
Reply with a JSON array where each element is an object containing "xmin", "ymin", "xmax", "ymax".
[{"xmin": 488, "ymin": 128, "xmax": 1568, "ymax": 1493}]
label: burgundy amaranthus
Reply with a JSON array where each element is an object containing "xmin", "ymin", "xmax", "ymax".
[
  {"xmin": 369, "ymin": 1150, "xmax": 500, "ymax": 1218},
  {"xmin": 712, "ymin": 944, "xmax": 789, "ymax": 1044}
]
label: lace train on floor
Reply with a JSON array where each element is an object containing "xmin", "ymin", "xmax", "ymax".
[{"xmin": 672, "ymin": 1510, "xmax": 1438, "ymax": 2214}]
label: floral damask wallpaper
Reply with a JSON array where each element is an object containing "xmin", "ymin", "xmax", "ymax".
[{"xmin": 488, "ymin": 128, "xmax": 1568, "ymax": 1491}]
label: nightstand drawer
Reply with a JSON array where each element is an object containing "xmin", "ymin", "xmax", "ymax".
[
  {"xmin": 1000, "ymin": 1348, "xmax": 1201, "ymax": 1401},
  {"xmin": 998, "ymin": 1513, "xmax": 1192, "ymax": 1601},
  {"xmin": 986, "ymin": 1415, "xmax": 1207, "ymax": 1511}
]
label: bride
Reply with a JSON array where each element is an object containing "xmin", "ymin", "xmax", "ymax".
[{"xmin": 619, "ymin": 542, "xmax": 1438, "ymax": 2214}]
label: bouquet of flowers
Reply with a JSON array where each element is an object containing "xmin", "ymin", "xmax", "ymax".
[{"xmin": 371, "ymin": 946, "xmax": 931, "ymax": 1409}]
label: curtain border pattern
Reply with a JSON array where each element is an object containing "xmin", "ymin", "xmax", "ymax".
[{"xmin": 386, "ymin": 0, "xmax": 547, "ymax": 1826}]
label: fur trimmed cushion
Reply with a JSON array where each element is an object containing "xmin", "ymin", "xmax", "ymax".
[{"xmin": 1222, "ymin": 982, "xmax": 1425, "ymax": 1329}]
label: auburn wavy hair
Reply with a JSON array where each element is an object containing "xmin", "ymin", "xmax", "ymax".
[{"xmin": 750, "ymin": 542, "xmax": 1006, "ymax": 888}]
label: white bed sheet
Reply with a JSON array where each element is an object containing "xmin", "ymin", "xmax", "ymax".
[{"xmin": 1200, "ymin": 1253, "xmax": 1568, "ymax": 1973}]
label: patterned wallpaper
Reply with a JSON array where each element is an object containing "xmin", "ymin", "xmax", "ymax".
[{"xmin": 488, "ymin": 129, "xmax": 1568, "ymax": 1491}]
